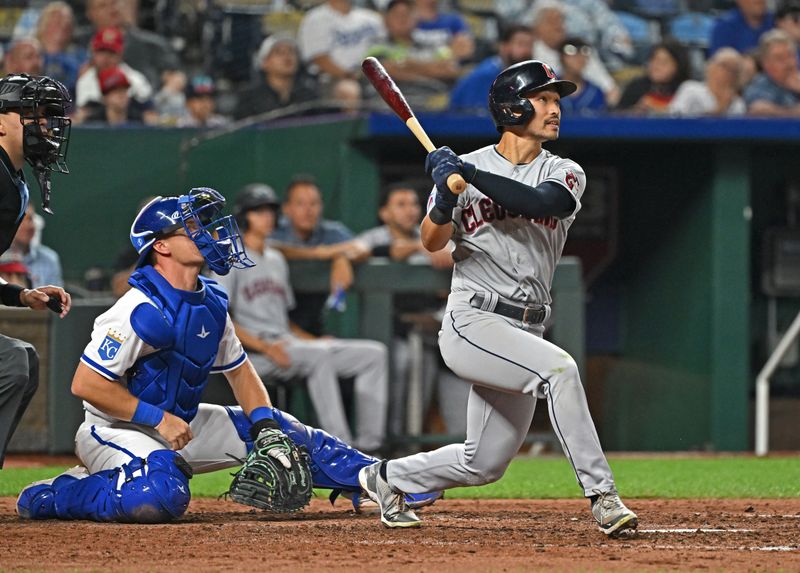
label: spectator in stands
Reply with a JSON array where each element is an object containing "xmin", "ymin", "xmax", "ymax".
[
  {"xmin": 526, "ymin": 0, "xmax": 619, "ymax": 106},
  {"xmin": 412, "ymin": 0, "xmax": 474, "ymax": 62},
  {"xmin": 297, "ymin": 0, "xmax": 385, "ymax": 83},
  {"xmin": 75, "ymin": 27, "xmax": 152, "ymax": 111},
  {"xmin": 176, "ymin": 76, "xmax": 230, "ymax": 128},
  {"xmin": 669, "ymin": 48, "xmax": 746, "ymax": 116},
  {"xmin": 35, "ymin": 2, "xmax": 86, "ymax": 97},
  {"xmin": 80, "ymin": 66, "xmax": 158, "ymax": 125},
  {"xmin": 366, "ymin": 0, "xmax": 460, "ymax": 108},
  {"xmin": 353, "ymin": 183, "xmax": 467, "ymax": 438},
  {"xmin": 270, "ymin": 175, "xmax": 367, "ymax": 337},
  {"xmin": 218, "ymin": 184, "xmax": 389, "ymax": 453},
  {"xmin": 449, "ymin": 24, "xmax": 534, "ymax": 111},
  {"xmin": 743, "ymin": 29, "xmax": 800, "ymax": 116},
  {"xmin": 153, "ymin": 70, "xmax": 187, "ymax": 125},
  {"xmin": 234, "ymin": 35, "xmax": 320, "ymax": 120},
  {"xmin": 2, "ymin": 39, "xmax": 43, "ymax": 76},
  {"xmin": 557, "ymin": 37, "xmax": 606, "ymax": 116},
  {"xmin": 776, "ymin": 0, "xmax": 800, "ymax": 59},
  {"xmin": 0, "ymin": 252, "xmax": 31, "ymax": 289},
  {"xmin": 9, "ymin": 204, "xmax": 63, "ymax": 288},
  {"xmin": 80, "ymin": 0, "xmax": 181, "ymax": 91},
  {"xmin": 709, "ymin": 0, "xmax": 774, "ymax": 56},
  {"xmin": 560, "ymin": 0, "xmax": 634, "ymax": 72},
  {"xmin": 616, "ymin": 40, "xmax": 690, "ymax": 115}
]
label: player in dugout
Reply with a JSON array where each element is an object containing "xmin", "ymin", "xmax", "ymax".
[{"xmin": 0, "ymin": 73, "xmax": 72, "ymax": 469}]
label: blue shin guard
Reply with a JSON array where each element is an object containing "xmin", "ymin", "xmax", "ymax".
[
  {"xmin": 17, "ymin": 450, "xmax": 192, "ymax": 523},
  {"xmin": 224, "ymin": 406, "xmax": 443, "ymax": 510}
]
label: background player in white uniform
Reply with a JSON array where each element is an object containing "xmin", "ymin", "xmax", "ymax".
[
  {"xmin": 218, "ymin": 184, "xmax": 388, "ymax": 453},
  {"xmin": 359, "ymin": 60, "xmax": 638, "ymax": 535}
]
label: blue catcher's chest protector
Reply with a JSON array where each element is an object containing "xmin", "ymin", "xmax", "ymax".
[{"xmin": 126, "ymin": 266, "xmax": 229, "ymax": 422}]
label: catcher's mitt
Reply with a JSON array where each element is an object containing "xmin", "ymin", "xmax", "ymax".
[{"xmin": 227, "ymin": 420, "xmax": 312, "ymax": 513}]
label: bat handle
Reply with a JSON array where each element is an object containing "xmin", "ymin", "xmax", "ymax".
[{"xmin": 447, "ymin": 173, "xmax": 466, "ymax": 194}]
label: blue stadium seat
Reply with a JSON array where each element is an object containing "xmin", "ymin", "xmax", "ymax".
[
  {"xmin": 669, "ymin": 12, "xmax": 714, "ymax": 47},
  {"xmin": 614, "ymin": 11, "xmax": 661, "ymax": 63}
]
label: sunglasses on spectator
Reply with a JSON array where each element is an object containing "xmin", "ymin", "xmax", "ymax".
[{"xmin": 563, "ymin": 44, "xmax": 593, "ymax": 56}]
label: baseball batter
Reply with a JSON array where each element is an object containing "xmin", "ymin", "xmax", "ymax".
[
  {"xmin": 360, "ymin": 60, "xmax": 638, "ymax": 536},
  {"xmin": 16, "ymin": 188, "xmax": 436, "ymax": 522}
]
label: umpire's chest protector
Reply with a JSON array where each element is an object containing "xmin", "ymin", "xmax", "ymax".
[{"xmin": 126, "ymin": 266, "xmax": 228, "ymax": 422}]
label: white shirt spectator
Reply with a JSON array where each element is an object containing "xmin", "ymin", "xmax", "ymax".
[
  {"xmin": 669, "ymin": 80, "xmax": 746, "ymax": 116},
  {"xmin": 298, "ymin": 2, "xmax": 385, "ymax": 75},
  {"xmin": 76, "ymin": 63, "xmax": 152, "ymax": 108}
]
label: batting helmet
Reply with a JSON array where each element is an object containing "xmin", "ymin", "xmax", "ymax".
[
  {"xmin": 234, "ymin": 183, "xmax": 280, "ymax": 229},
  {"xmin": 488, "ymin": 60, "xmax": 577, "ymax": 131},
  {"xmin": 130, "ymin": 187, "xmax": 254, "ymax": 275}
]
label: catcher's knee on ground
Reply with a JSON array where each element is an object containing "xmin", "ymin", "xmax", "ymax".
[{"xmin": 17, "ymin": 450, "xmax": 192, "ymax": 523}]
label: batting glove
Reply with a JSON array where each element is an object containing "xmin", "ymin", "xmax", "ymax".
[{"xmin": 425, "ymin": 146, "xmax": 461, "ymax": 210}]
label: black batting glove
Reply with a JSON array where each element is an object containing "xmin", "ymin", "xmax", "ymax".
[{"xmin": 425, "ymin": 146, "xmax": 461, "ymax": 211}]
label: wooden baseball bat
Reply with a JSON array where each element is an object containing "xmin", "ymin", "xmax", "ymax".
[{"xmin": 361, "ymin": 57, "xmax": 466, "ymax": 194}]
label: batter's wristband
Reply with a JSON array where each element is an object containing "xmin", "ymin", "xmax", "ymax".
[
  {"xmin": 132, "ymin": 400, "xmax": 165, "ymax": 427},
  {"xmin": 0, "ymin": 283, "xmax": 26, "ymax": 307},
  {"xmin": 429, "ymin": 205, "xmax": 453, "ymax": 225}
]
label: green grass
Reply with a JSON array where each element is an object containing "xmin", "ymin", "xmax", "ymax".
[{"xmin": 2, "ymin": 456, "xmax": 799, "ymax": 499}]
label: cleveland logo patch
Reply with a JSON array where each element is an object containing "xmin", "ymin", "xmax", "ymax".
[{"xmin": 98, "ymin": 329, "xmax": 126, "ymax": 361}]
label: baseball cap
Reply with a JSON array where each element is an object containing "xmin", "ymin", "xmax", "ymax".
[
  {"xmin": 185, "ymin": 75, "xmax": 216, "ymax": 99},
  {"xmin": 255, "ymin": 33, "xmax": 296, "ymax": 64},
  {"xmin": 98, "ymin": 66, "xmax": 130, "ymax": 95},
  {"xmin": 92, "ymin": 27, "xmax": 124, "ymax": 54},
  {"xmin": 0, "ymin": 252, "xmax": 29, "ymax": 276}
]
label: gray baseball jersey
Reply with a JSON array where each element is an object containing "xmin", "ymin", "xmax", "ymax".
[
  {"xmin": 387, "ymin": 145, "xmax": 617, "ymax": 499},
  {"xmin": 214, "ymin": 246, "xmax": 294, "ymax": 340},
  {"xmin": 428, "ymin": 145, "xmax": 586, "ymax": 305}
]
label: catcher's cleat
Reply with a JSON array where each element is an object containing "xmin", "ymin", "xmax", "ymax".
[
  {"xmin": 16, "ymin": 466, "xmax": 89, "ymax": 519},
  {"xmin": 358, "ymin": 461, "xmax": 421, "ymax": 528},
  {"xmin": 591, "ymin": 489, "xmax": 638, "ymax": 536}
]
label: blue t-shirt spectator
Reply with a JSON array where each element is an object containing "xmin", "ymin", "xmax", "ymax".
[
  {"xmin": 560, "ymin": 81, "xmax": 606, "ymax": 116},
  {"xmin": 709, "ymin": 7, "xmax": 774, "ymax": 56},
  {"xmin": 413, "ymin": 13, "xmax": 469, "ymax": 51},
  {"xmin": 743, "ymin": 73, "xmax": 800, "ymax": 108},
  {"xmin": 449, "ymin": 56, "xmax": 502, "ymax": 110},
  {"xmin": 270, "ymin": 217, "xmax": 354, "ymax": 246}
]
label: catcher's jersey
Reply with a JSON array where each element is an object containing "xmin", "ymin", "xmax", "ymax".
[
  {"xmin": 214, "ymin": 245, "xmax": 295, "ymax": 340},
  {"xmin": 428, "ymin": 145, "xmax": 585, "ymax": 305},
  {"xmin": 79, "ymin": 286, "xmax": 246, "ymax": 419}
]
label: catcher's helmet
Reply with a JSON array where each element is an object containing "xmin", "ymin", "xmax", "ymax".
[
  {"xmin": 0, "ymin": 74, "xmax": 72, "ymax": 212},
  {"xmin": 130, "ymin": 187, "xmax": 254, "ymax": 275},
  {"xmin": 234, "ymin": 183, "xmax": 280, "ymax": 226},
  {"xmin": 488, "ymin": 60, "xmax": 577, "ymax": 131}
]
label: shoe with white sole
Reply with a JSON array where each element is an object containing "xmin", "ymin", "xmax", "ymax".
[
  {"xmin": 358, "ymin": 461, "xmax": 421, "ymax": 528},
  {"xmin": 591, "ymin": 489, "xmax": 638, "ymax": 536}
]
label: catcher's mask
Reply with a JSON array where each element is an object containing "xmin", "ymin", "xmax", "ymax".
[
  {"xmin": 0, "ymin": 74, "xmax": 72, "ymax": 213},
  {"xmin": 130, "ymin": 187, "xmax": 255, "ymax": 275}
]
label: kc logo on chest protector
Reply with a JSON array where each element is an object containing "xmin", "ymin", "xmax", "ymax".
[{"xmin": 98, "ymin": 330, "xmax": 126, "ymax": 361}]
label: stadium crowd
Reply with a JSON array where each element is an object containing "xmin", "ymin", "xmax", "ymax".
[{"xmin": 0, "ymin": 0, "xmax": 798, "ymax": 124}]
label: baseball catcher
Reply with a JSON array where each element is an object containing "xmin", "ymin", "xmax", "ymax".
[{"xmin": 15, "ymin": 187, "xmax": 439, "ymax": 522}]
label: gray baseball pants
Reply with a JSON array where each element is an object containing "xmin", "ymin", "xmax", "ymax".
[
  {"xmin": 0, "ymin": 334, "xmax": 39, "ymax": 468},
  {"xmin": 387, "ymin": 291, "xmax": 615, "ymax": 497},
  {"xmin": 249, "ymin": 336, "xmax": 388, "ymax": 452}
]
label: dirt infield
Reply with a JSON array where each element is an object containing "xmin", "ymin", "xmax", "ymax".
[{"xmin": 2, "ymin": 497, "xmax": 799, "ymax": 572}]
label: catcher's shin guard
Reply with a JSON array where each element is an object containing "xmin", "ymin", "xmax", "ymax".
[
  {"xmin": 225, "ymin": 406, "xmax": 375, "ymax": 491},
  {"xmin": 17, "ymin": 450, "xmax": 192, "ymax": 522}
]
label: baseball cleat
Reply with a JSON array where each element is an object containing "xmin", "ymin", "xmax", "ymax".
[
  {"xmin": 358, "ymin": 461, "xmax": 421, "ymax": 528},
  {"xmin": 591, "ymin": 489, "xmax": 638, "ymax": 536},
  {"xmin": 342, "ymin": 489, "xmax": 443, "ymax": 514}
]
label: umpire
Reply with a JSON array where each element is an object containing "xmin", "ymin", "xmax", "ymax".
[{"xmin": 0, "ymin": 74, "xmax": 72, "ymax": 468}]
